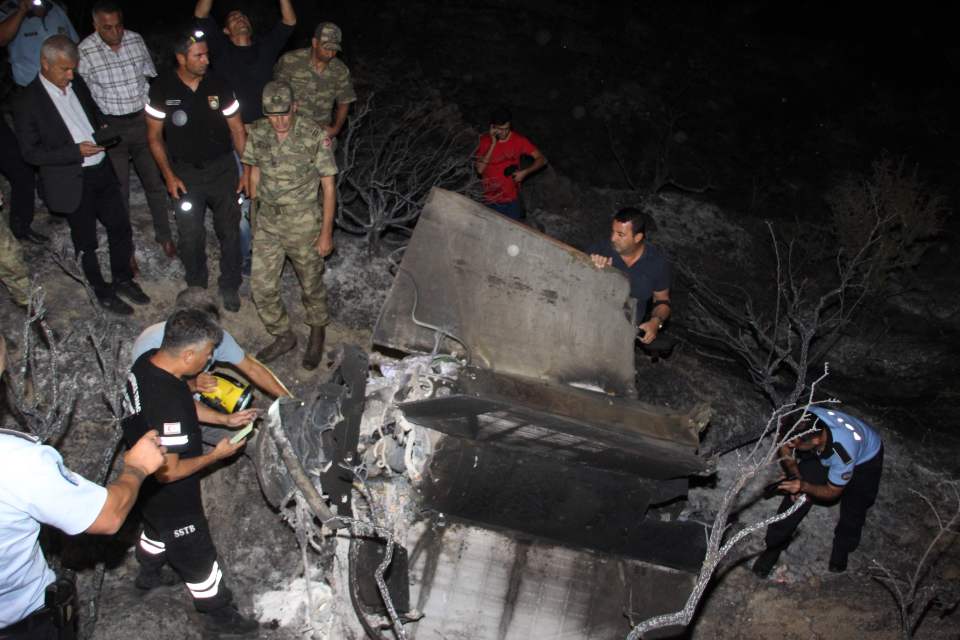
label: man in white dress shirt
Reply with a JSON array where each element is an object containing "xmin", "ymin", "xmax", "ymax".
[
  {"xmin": 78, "ymin": 0, "xmax": 175, "ymax": 259},
  {"xmin": 14, "ymin": 34, "xmax": 150, "ymax": 315}
]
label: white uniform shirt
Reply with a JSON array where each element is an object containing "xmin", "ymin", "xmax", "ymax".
[
  {"xmin": 39, "ymin": 74, "xmax": 105, "ymax": 168},
  {"xmin": 0, "ymin": 431, "xmax": 107, "ymax": 627},
  {"xmin": 78, "ymin": 29, "xmax": 157, "ymax": 116}
]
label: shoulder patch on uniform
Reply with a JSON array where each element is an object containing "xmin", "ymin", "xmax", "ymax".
[
  {"xmin": 208, "ymin": 95, "xmax": 220, "ymax": 110},
  {"xmin": 57, "ymin": 460, "xmax": 80, "ymax": 486},
  {"xmin": 832, "ymin": 442, "xmax": 852, "ymax": 464}
]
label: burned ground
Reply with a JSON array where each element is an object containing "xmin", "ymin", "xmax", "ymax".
[{"xmin": 2, "ymin": 0, "xmax": 960, "ymax": 638}]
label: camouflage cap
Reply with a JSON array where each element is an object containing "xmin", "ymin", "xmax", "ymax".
[
  {"xmin": 262, "ymin": 80, "xmax": 294, "ymax": 115},
  {"xmin": 314, "ymin": 22, "xmax": 342, "ymax": 50}
]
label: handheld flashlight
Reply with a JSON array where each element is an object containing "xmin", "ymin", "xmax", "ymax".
[
  {"xmin": 32, "ymin": 0, "xmax": 44, "ymax": 6},
  {"xmin": 176, "ymin": 196, "xmax": 194, "ymax": 213}
]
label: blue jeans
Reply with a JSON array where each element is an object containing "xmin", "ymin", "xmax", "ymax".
[
  {"xmin": 489, "ymin": 200, "xmax": 525, "ymax": 222},
  {"xmin": 233, "ymin": 152, "xmax": 252, "ymax": 275}
]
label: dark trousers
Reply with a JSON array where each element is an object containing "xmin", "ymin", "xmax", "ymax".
[
  {"xmin": 0, "ymin": 616, "xmax": 58, "ymax": 640},
  {"xmin": 103, "ymin": 112, "xmax": 172, "ymax": 243},
  {"xmin": 173, "ymin": 154, "xmax": 242, "ymax": 292},
  {"xmin": 765, "ymin": 446, "xmax": 884, "ymax": 556},
  {"xmin": 136, "ymin": 516, "xmax": 233, "ymax": 613},
  {"xmin": 62, "ymin": 161, "xmax": 134, "ymax": 293},
  {"xmin": 489, "ymin": 199, "xmax": 526, "ymax": 222},
  {"xmin": 0, "ymin": 118, "xmax": 36, "ymax": 238}
]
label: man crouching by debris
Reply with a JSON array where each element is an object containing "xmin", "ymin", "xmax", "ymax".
[
  {"xmin": 131, "ymin": 287, "xmax": 290, "ymax": 422},
  {"xmin": 122, "ymin": 309, "xmax": 259, "ymax": 636},
  {"xmin": 753, "ymin": 405, "xmax": 884, "ymax": 577},
  {"xmin": 589, "ymin": 206, "xmax": 675, "ymax": 357},
  {"xmin": 241, "ymin": 80, "xmax": 336, "ymax": 370}
]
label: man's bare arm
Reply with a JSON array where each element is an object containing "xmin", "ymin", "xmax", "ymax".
[
  {"xmin": 315, "ymin": 174, "xmax": 336, "ymax": 257},
  {"xmin": 0, "ymin": 0, "xmax": 29, "ymax": 48},
  {"xmin": 638, "ymin": 289, "xmax": 671, "ymax": 344},
  {"xmin": 278, "ymin": 0, "xmax": 296, "ymax": 26},
  {"xmin": 146, "ymin": 115, "xmax": 187, "ymax": 198},
  {"xmin": 86, "ymin": 431, "xmax": 166, "ymax": 534},
  {"xmin": 327, "ymin": 101, "xmax": 350, "ymax": 138},
  {"xmin": 155, "ymin": 437, "xmax": 244, "ymax": 483},
  {"xmin": 194, "ymin": 0, "xmax": 213, "ymax": 18},
  {"xmin": 227, "ymin": 113, "xmax": 246, "ymax": 155},
  {"xmin": 235, "ymin": 355, "xmax": 291, "ymax": 398},
  {"xmin": 514, "ymin": 148, "xmax": 547, "ymax": 182}
]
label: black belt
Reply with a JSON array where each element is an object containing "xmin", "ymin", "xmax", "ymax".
[
  {"xmin": 172, "ymin": 153, "xmax": 231, "ymax": 171},
  {"xmin": 105, "ymin": 109, "xmax": 144, "ymax": 120}
]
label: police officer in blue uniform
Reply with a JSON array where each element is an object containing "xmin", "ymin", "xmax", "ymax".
[
  {"xmin": 753, "ymin": 405, "xmax": 884, "ymax": 576},
  {"xmin": 0, "ymin": 333, "xmax": 165, "ymax": 639},
  {"xmin": 0, "ymin": 0, "xmax": 78, "ymax": 87}
]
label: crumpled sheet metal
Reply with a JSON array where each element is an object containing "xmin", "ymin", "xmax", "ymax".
[{"xmin": 373, "ymin": 188, "xmax": 638, "ymax": 396}]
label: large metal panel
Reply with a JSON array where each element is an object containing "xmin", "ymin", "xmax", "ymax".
[
  {"xmin": 400, "ymin": 367, "xmax": 706, "ymax": 478},
  {"xmin": 406, "ymin": 523, "xmax": 693, "ymax": 640},
  {"xmin": 373, "ymin": 188, "xmax": 638, "ymax": 396}
]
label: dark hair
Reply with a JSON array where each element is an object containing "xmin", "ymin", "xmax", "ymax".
[
  {"xmin": 174, "ymin": 27, "xmax": 206, "ymax": 57},
  {"xmin": 92, "ymin": 1, "xmax": 122, "ymax": 16},
  {"xmin": 174, "ymin": 287, "xmax": 221, "ymax": 321},
  {"xmin": 613, "ymin": 207, "xmax": 650, "ymax": 236},
  {"xmin": 779, "ymin": 412, "xmax": 824, "ymax": 441},
  {"xmin": 489, "ymin": 105, "xmax": 512, "ymax": 126},
  {"xmin": 160, "ymin": 309, "xmax": 222, "ymax": 354}
]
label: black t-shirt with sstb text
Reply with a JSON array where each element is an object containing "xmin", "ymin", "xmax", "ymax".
[
  {"xmin": 147, "ymin": 70, "xmax": 238, "ymax": 165},
  {"xmin": 122, "ymin": 350, "xmax": 204, "ymax": 529}
]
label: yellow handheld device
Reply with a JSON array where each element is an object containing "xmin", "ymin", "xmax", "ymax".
[{"xmin": 199, "ymin": 373, "xmax": 254, "ymax": 414}]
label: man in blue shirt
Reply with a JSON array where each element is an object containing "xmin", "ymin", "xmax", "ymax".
[
  {"xmin": 589, "ymin": 206, "xmax": 674, "ymax": 355},
  {"xmin": 753, "ymin": 405, "xmax": 884, "ymax": 576},
  {"xmin": 0, "ymin": 0, "xmax": 78, "ymax": 87},
  {"xmin": 0, "ymin": 335, "xmax": 166, "ymax": 638}
]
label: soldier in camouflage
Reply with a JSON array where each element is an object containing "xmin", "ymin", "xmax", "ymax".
[
  {"xmin": 272, "ymin": 22, "xmax": 356, "ymax": 142},
  {"xmin": 0, "ymin": 192, "xmax": 30, "ymax": 308},
  {"xmin": 241, "ymin": 80, "xmax": 337, "ymax": 370}
]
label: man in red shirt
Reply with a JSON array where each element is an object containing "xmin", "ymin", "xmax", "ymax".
[{"xmin": 474, "ymin": 106, "xmax": 547, "ymax": 222}]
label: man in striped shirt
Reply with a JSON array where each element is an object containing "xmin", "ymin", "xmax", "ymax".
[{"xmin": 78, "ymin": 0, "xmax": 175, "ymax": 258}]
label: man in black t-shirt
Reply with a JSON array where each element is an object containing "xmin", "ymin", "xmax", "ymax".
[
  {"xmin": 145, "ymin": 30, "xmax": 247, "ymax": 312},
  {"xmin": 193, "ymin": 0, "xmax": 296, "ymax": 125},
  {"xmin": 122, "ymin": 308, "xmax": 259, "ymax": 636},
  {"xmin": 589, "ymin": 206, "xmax": 675, "ymax": 356}
]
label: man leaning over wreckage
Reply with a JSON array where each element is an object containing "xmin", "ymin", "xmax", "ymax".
[{"xmin": 123, "ymin": 308, "xmax": 259, "ymax": 636}]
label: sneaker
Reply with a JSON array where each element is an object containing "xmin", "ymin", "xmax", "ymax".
[
  {"xmin": 96, "ymin": 290, "xmax": 134, "ymax": 316},
  {"xmin": 115, "ymin": 280, "xmax": 151, "ymax": 305},
  {"xmin": 203, "ymin": 605, "xmax": 259, "ymax": 636},
  {"xmin": 752, "ymin": 549, "xmax": 780, "ymax": 578},
  {"xmin": 135, "ymin": 566, "xmax": 179, "ymax": 591},
  {"xmin": 220, "ymin": 289, "xmax": 241, "ymax": 313}
]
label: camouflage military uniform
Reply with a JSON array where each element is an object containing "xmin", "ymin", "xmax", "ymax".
[
  {"xmin": 0, "ymin": 209, "xmax": 30, "ymax": 307},
  {"xmin": 242, "ymin": 115, "xmax": 338, "ymax": 335},
  {"xmin": 272, "ymin": 49, "xmax": 356, "ymax": 126}
]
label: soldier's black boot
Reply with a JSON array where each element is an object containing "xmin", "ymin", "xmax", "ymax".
[
  {"xmin": 256, "ymin": 331, "xmax": 297, "ymax": 363},
  {"xmin": 752, "ymin": 548, "xmax": 781, "ymax": 578},
  {"xmin": 301, "ymin": 326, "xmax": 325, "ymax": 370}
]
